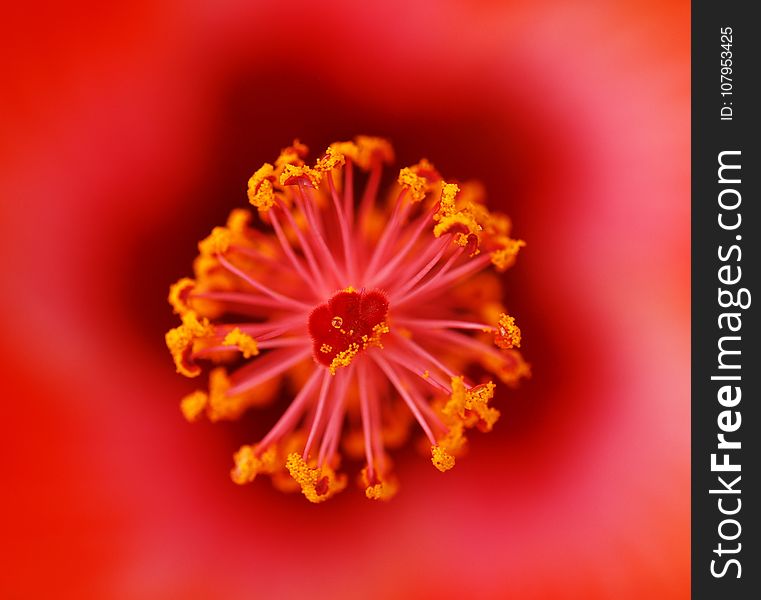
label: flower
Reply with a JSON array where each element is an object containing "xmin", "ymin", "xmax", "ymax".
[
  {"xmin": 166, "ymin": 136, "xmax": 528, "ymax": 502},
  {"xmin": 3, "ymin": 0, "xmax": 689, "ymax": 595}
]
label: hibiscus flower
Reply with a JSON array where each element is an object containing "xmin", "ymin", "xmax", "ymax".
[{"xmin": 1, "ymin": 0, "xmax": 689, "ymax": 598}]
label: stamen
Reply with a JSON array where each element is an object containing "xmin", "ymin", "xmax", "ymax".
[
  {"xmin": 294, "ymin": 185, "xmax": 344, "ymax": 284},
  {"xmin": 286, "ymin": 452, "xmax": 347, "ymax": 503},
  {"xmin": 273, "ymin": 202, "xmax": 330, "ymax": 293},
  {"xmin": 494, "ymin": 313, "xmax": 522, "ymax": 349},
  {"xmin": 373, "ymin": 354, "xmax": 437, "ymax": 445},
  {"xmin": 326, "ymin": 170, "xmax": 356, "ymax": 282},
  {"xmin": 231, "ymin": 445, "xmax": 277, "ymax": 485},
  {"xmin": 317, "ymin": 369, "xmax": 350, "ymax": 465},
  {"xmin": 388, "ymin": 238, "xmax": 450, "ymax": 300},
  {"xmin": 247, "ymin": 163, "xmax": 276, "ymax": 212},
  {"xmin": 366, "ymin": 202, "xmax": 437, "ymax": 287},
  {"xmin": 180, "ymin": 390, "xmax": 208, "ymax": 422},
  {"xmin": 257, "ymin": 368, "xmax": 322, "ymax": 450},
  {"xmin": 396, "ymin": 317, "xmax": 493, "ymax": 333},
  {"xmin": 226, "ymin": 347, "xmax": 310, "ymax": 396},
  {"xmin": 431, "ymin": 445, "xmax": 455, "ymax": 472},
  {"xmin": 190, "ymin": 291, "xmax": 291, "ymax": 310},
  {"xmin": 302, "ymin": 370, "xmax": 333, "ymax": 460},
  {"xmin": 395, "ymin": 252, "xmax": 491, "ymax": 307},
  {"xmin": 168, "ymin": 277, "xmax": 196, "ymax": 315},
  {"xmin": 217, "ymin": 253, "xmax": 312, "ymax": 311},
  {"xmin": 357, "ymin": 359, "xmax": 377, "ymax": 480},
  {"xmin": 364, "ymin": 189, "xmax": 410, "ymax": 277},
  {"xmin": 222, "ymin": 327, "xmax": 259, "ymax": 358}
]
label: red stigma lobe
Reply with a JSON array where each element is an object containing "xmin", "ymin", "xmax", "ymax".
[{"xmin": 308, "ymin": 289, "xmax": 389, "ymax": 367}]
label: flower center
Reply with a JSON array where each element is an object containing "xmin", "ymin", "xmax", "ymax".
[{"xmin": 308, "ymin": 288, "xmax": 389, "ymax": 372}]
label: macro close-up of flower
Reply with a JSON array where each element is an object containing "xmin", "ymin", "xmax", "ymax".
[
  {"xmin": 165, "ymin": 137, "xmax": 527, "ymax": 501},
  {"xmin": 2, "ymin": 0, "xmax": 689, "ymax": 598}
]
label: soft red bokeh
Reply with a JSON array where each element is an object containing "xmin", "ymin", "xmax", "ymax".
[{"xmin": 1, "ymin": 1, "xmax": 689, "ymax": 598}]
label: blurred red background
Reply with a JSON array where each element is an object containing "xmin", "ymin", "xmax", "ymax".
[{"xmin": 1, "ymin": 0, "xmax": 689, "ymax": 598}]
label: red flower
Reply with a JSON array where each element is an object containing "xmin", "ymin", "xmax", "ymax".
[{"xmin": 1, "ymin": 0, "xmax": 689, "ymax": 597}]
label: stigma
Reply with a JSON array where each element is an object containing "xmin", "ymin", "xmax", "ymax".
[{"xmin": 308, "ymin": 288, "xmax": 389, "ymax": 373}]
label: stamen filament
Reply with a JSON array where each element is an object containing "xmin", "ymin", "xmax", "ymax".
[
  {"xmin": 389, "ymin": 238, "xmax": 450, "ymax": 299},
  {"xmin": 217, "ymin": 254, "xmax": 312, "ymax": 311},
  {"xmin": 417, "ymin": 327, "xmax": 506, "ymax": 363},
  {"xmin": 274, "ymin": 202, "xmax": 330, "ymax": 294},
  {"xmin": 383, "ymin": 347, "xmax": 452, "ymax": 396},
  {"xmin": 395, "ymin": 318, "xmax": 493, "ymax": 332},
  {"xmin": 318, "ymin": 368, "xmax": 350, "ymax": 466},
  {"xmin": 367, "ymin": 203, "xmax": 436, "ymax": 287},
  {"xmin": 357, "ymin": 359, "xmax": 377, "ymax": 480},
  {"xmin": 373, "ymin": 353, "xmax": 437, "ymax": 445},
  {"xmin": 395, "ymin": 252, "xmax": 491, "ymax": 307},
  {"xmin": 268, "ymin": 209, "xmax": 325, "ymax": 295},
  {"xmin": 394, "ymin": 334, "xmax": 459, "ymax": 380},
  {"xmin": 343, "ymin": 159, "xmax": 355, "ymax": 231},
  {"xmin": 295, "ymin": 186, "xmax": 344, "ymax": 284},
  {"xmin": 227, "ymin": 347, "xmax": 310, "ymax": 395},
  {"xmin": 365, "ymin": 190, "xmax": 409, "ymax": 277},
  {"xmin": 303, "ymin": 370, "xmax": 333, "ymax": 459},
  {"xmin": 358, "ymin": 162, "xmax": 382, "ymax": 235},
  {"xmin": 327, "ymin": 171, "xmax": 356, "ymax": 282},
  {"xmin": 258, "ymin": 367, "xmax": 323, "ymax": 450},
  {"xmin": 392, "ymin": 234, "xmax": 457, "ymax": 291},
  {"xmin": 190, "ymin": 291, "xmax": 291, "ymax": 310}
]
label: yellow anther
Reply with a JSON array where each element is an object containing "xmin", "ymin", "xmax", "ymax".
[
  {"xmin": 365, "ymin": 479, "xmax": 399, "ymax": 500},
  {"xmin": 483, "ymin": 350, "xmax": 532, "ymax": 388},
  {"xmin": 180, "ymin": 390, "xmax": 208, "ymax": 422},
  {"xmin": 438, "ymin": 182, "xmax": 460, "ymax": 215},
  {"xmin": 165, "ymin": 311, "xmax": 214, "ymax": 378},
  {"xmin": 431, "ymin": 445, "xmax": 455, "ymax": 472},
  {"xmin": 331, "ymin": 316, "xmax": 343, "ymax": 329},
  {"xmin": 491, "ymin": 238, "xmax": 526, "ymax": 272},
  {"xmin": 411, "ymin": 157, "xmax": 438, "ymax": 176},
  {"xmin": 494, "ymin": 313, "xmax": 521, "ymax": 349},
  {"xmin": 353, "ymin": 136, "xmax": 395, "ymax": 169},
  {"xmin": 315, "ymin": 142, "xmax": 355, "ymax": 172},
  {"xmin": 198, "ymin": 226, "xmax": 232, "ymax": 255},
  {"xmin": 432, "ymin": 181, "xmax": 482, "ymax": 245},
  {"xmin": 205, "ymin": 366, "xmax": 276, "ymax": 421},
  {"xmin": 432, "ymin": 211, "xmax": 481, "ymax": 243},
  {"xmin": 247, "ymin": 163, "xmax": 276, "ymax": 212},
  {"xmin": 278, "ymin": 163, "xmax": 322, "ymax": 188},
  {"xmin": 398, "ymin": 167, "xmax": 428, "ymax": 203},
  {"xmin": 226, "ymin": 208, "xmax": 252, "ymax": 234},
  {"xmin": 222, "ymin": 327, "xmax": 259, "ymax": 358},
  {"xmin": 359, "ymin": 467, "xmax": 399, "ymax": 500},
  {"xmin": 438, "ymin": 419, "xmax": 467, "ymax": 455},
  {"xmin": 285, "ymin": 453, "xmax": 347, "ymax": 503},
  {"xmin": 444, "ymin": 376, "xmax": 500, "ymax": 432},
  {"xmin": 168, "ymin": 277, "xmax": 196, "ymax": 316},
  {"xmin": 275, "ymin": 139, "xmax": 309, "ymax": 170},
  {"xmin": 181, "ymin": 311, "xmax": 213, "ymax": 336},
  {"xmin": 231, "ymin": 445, "xmax": 277, "ymax": 485}
]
